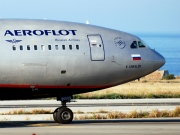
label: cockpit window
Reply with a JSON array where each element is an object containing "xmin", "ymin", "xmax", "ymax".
[
  {"xmin": 130, "ymin": 41, "xmax": 138, "ymax": 49},
  {"xmin": 138, "ymin": 41, "xmax": 146, "ymax": 48}
]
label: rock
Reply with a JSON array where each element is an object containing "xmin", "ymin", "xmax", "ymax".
[{"xmin": 143, "ymin": 70, "xmax": 169, "ymax": 80}]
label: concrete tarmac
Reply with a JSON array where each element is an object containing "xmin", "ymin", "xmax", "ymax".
[
  {"xmin": 0, "ymin": 99, "xmax": 179, "ymax": 121},
  {"xmin": 0, "ymin": 119, "xmax": 180, "ymax": 135},
  {"xmin": 0, "ymin": 99, "xmax": 179, "ymax": 113},
  {"xmin": 0, "ymin": 99, "xmax": 179, "ymax": 135}
]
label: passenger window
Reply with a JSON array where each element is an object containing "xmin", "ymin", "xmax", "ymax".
[
  {"xmin": 69, "ymin": 45, "xmax": 72, "ymax": 50},
  {"xmin": 27, "ymin": 45, "xmax": 30, "ymax": 50},
  {"xmin": 62, "ymin": 45, "xmax": 65, "ymax": 50},
  {"xmin": 41, "ymin": 45, "xmax": 45, "ymax": 50},
  {"xmin": 34, "ymin": 45, "xmax": 37, "ymax": 50},
  {"xmin": 138, "ymin": 41, "xmax": 146, "ymax": 48},
  {"xmin": 20, "ymin": 45, "xmax": 23, "ymax": 50},
  {"xmin": 130, "ymin": 41, "xmax": 138, "ymax": 49},
  {"xmin": 91, "ymin": 44, "xmax": 96, "ymax": 47},
  {"xmin": 55, "ymin": 45, "xmax": 59, "ymax": 50},
  {"xmin": 76, "ymin": 45, "xmax": 79, "ymax": 50},
  {"xmin": 48, "ymin": 45, "xmax": 51, "ymax": 50},
  {"xmin": 12, "ymin": 45, "xmax": 16, "ymax": 51}
]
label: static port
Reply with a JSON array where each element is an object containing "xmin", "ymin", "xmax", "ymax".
[{"xmin": 61, "ymin": 70, "xmax": 66, "ymax": 74}]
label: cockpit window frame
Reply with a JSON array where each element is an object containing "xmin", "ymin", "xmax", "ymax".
[
  {"xmin": 130, "ymin": 41, "xmax": 138, "ymax": 49},
  {"xmin": 130, "ymin": 40, "xmax": 146, "ymax": 49},
  {"xmin": 138, "ymin": 41, "xmax": 146, "ymax": 48}
]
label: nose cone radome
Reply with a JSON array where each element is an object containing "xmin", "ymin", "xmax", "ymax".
[{"xmin": 154, "ymin": 51, "xmax": 166, "ymax": 70}]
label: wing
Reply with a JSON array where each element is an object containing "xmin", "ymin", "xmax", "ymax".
[
  {"xmin": 6, "ymin": 40, "xmax": 13, "ymax": 43},
  {"xmin": 15, "ymin": 40, "xmax": 22, "ymax": 43}
]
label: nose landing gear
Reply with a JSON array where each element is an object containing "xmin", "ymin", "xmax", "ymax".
[{"xmin": 53, "ymin": 96, "xmax": 74, "ymax": 124}]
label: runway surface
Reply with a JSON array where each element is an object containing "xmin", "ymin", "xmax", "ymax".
[
  {"xmin": 0, "ymin": 99, "xmax": 179, "ymax": 113},
  {"xmin": 0, "ymin": 99, "xmax": 179, "ymax": 108},
  {"xmin": 0, "ymin": 99, "xmax": 179, "ymax": 134},
  {"xmin": 0, "ymin": 119, "xmax": 180, "ymax": 135},
  {"xmin": 0, "ymin": 99, "xmax": 179, "ymax": 121},
  {"xmin": 0, "ymin": 99, "xmax": 179, "ymax": 107}
]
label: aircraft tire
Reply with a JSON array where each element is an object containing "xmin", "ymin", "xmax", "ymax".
[
  {"xmin": 53, "ymin": 108, "xmax": 59, "ymax": 123},
  {"xmin": 53, "ymin": 106, "xmax": 64, "ymax": 123},
  {"xmin": 56, "ymin": 107, "xmax": 73, "ymax": 124}
]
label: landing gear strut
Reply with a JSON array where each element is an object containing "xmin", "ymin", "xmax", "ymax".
[{"xmin": 53, "ymin": 96, "xmax": 74, "ymax": 124}]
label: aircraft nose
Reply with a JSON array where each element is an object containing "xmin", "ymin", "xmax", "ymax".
[{"xmin": 153, "ymin": 51, "xmax": 165, "ymax": 70}]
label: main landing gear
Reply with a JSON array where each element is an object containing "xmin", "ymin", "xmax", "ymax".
[{"xmin": 53, "ymin": 96, "xmax": 74, "ymax": 124}]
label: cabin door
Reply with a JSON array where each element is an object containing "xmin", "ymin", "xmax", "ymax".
[{"xmin": 87, "ymin": 35, "xmax": 105, "ymax": 61}]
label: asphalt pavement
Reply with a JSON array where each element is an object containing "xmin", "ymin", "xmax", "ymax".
[
  {"xmin": 0, "ymin": 119, "xmax": 179, "ymax": 135},
  {"xmin": 0, "ymin": 99, "xmax": 179, "ymax": 135}
]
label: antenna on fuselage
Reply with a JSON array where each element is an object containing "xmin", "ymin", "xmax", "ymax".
[{"xmin": 86, "ymin": 20, "xmax": 89, "ymax": 24}]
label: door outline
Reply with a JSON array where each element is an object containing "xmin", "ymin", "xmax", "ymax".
[{"xmin": 87, "ymin": 34, "xmax": 105, "ymax": 61}]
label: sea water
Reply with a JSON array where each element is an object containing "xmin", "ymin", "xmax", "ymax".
[{"xmin": 136, "ymin": 33, "xmax": 180, "ymax": 76}]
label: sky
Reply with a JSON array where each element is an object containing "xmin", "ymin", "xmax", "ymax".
[{"xmin": 0, "ymin": 0, "xmax": 179, "ymax": 33}]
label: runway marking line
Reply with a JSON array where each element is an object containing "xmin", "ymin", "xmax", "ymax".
[
  {"xmin": 28, "ymin": 124, "xmax": 81, "ymax": 128},
  {"xmin": 52, "ymin": 126, "xmax": 81, "ymax": 128},
  {"xmin": 29, "ymin": 124, "xmax": 46, "ymax": 127}
]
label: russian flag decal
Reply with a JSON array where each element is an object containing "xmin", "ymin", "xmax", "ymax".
[{"xmin": 131, "ymin": 54, "xmax": 141, "ymax": 60}]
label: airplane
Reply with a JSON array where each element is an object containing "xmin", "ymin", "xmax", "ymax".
[{"xmin": 0, "ymin": 19, "xmax": 165, "ymax": 124}]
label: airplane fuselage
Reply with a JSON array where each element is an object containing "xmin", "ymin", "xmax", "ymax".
[{"xmin": 0, "ymin": 19, "xmax": 165, "ymax": 100}]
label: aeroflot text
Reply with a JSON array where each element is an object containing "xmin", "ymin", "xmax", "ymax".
[{"xmin": 4, "ymin": 30, "xmax": 77, "ymax": 36}]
